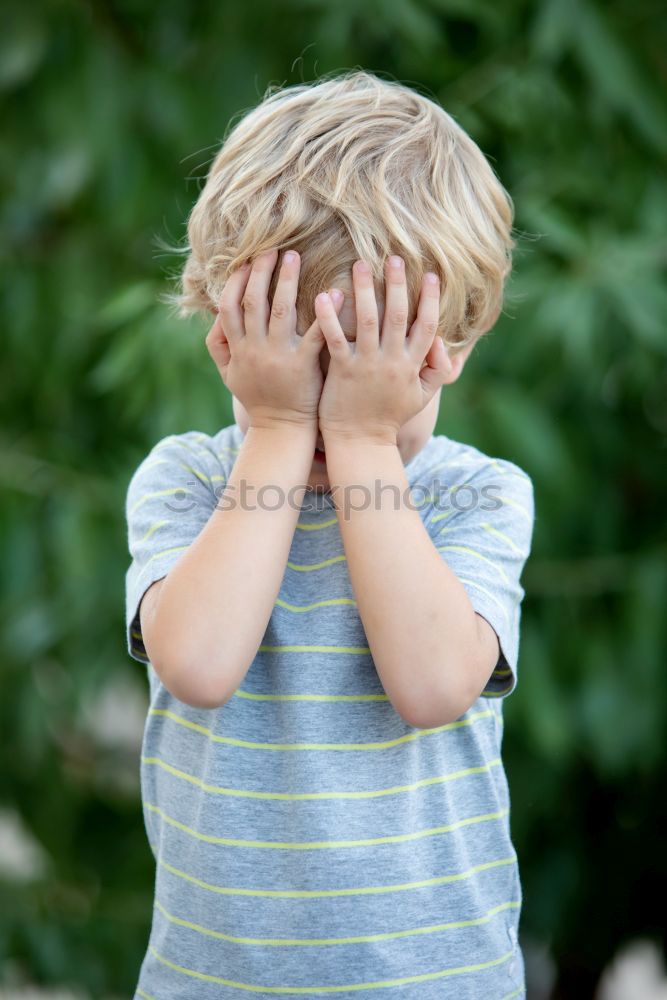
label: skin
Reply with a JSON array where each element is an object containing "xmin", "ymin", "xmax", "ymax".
[
  {"xmin": 141, "ymin": 248, "xmax": 499, "ymax": 716},
  {"xmin": 195, "ymin": 249, "xmax": 500, "ymax": 725},
  {"xmin": 211, "ymin": 249, "xmax": 475, "ymax": 491}
]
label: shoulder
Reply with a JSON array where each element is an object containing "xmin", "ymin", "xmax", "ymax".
[
  {"xmin": 419, "ymin": 434, "xmax": 532, "ymax": 486},
  {"xmin": 124, "ymin": 425, "xmax": 243, "ymax": 518},
  {"xmin": 415, "ymin": 434, "xmax": 535, "ymax": 530},
  {"xmin": 127, "ymin": 424, "xmax": 241, "ymax": 484}
]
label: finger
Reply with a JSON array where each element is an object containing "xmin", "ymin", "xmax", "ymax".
[
  {"xmin": 381, "ymin": 255, "xmax": 410, "ymax": 355},
  {"xmin": 241, "ymin": 248, "xmax": 279, "ymax": 341},
  {"xmin": 217, "ymin": 261, "xmax": 252, "ymax": 344},
  {"xmin": 300, "ymin": 289, "xmax": 345, "ymax": 353},
  {"xmin": 418, "ymin": 334, "xmax": 452, "ymax": 399},
  {"xmin": 205, "ymin": 314, "xmax": 232, "ymax": 375},
  {"xmin": 314, "ymin": 290, "xmax": 351, "ymax": 363},
  {"xmin": 352, "ymin": 259, "xmax": 379, "ymax": 355},
  {"xmin": 406, "ymin": 272, "xmax": 441, "ymax": 363},
  {"xmin": 268, "ymin": 250, "xmax": 300, "ymax": 341}
]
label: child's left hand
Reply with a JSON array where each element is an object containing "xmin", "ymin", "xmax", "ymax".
[{"xmin": 314, "ymin": 256, "xmax": 453, "ymax": 444}]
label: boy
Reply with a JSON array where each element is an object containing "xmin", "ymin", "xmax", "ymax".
[{"xmin": 125, "ymin": 70, "xmax": 534, "ymax": 999}]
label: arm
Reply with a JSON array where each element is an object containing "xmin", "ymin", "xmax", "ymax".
[
  {"xmin": 144, "ymin": 423, "xmax": 316, "ymax": 708},
  {"xmin": 141, "ymin": 246, "xmax": 341, "ymax": 709},
  {"xmin": 315, "ymin": 255, "xmax": 499, "ymax": 727},
  {"xmin": 323, "ymin": 437, "xmax": 499, "ymax": 728}
]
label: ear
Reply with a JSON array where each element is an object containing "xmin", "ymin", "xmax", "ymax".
[{"xmin": 441, "ymin": 340, "xmax": 476, "ymax": 386}]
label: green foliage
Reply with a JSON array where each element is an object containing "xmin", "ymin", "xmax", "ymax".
[{"xmin": 2, "ymin": 0, "xmax": 665, "ymax": 995}]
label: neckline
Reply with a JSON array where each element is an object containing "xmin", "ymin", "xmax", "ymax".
[
  {"xmin": 299, "ymin": 435, "xmax": 442, "ymax": 515},
  {"xmin": 225, "ymin": 425, "xmax": 447, "ymax": 515}
]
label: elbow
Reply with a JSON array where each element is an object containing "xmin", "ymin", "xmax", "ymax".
[
  {"xmin": 400, "ymin": 700, "xmax": 463, "ymax": 730},
  {"xmin": 170, "ymin": 681, "xmax": 233, "ymax": 711},
  {"xmin": 396, "ymin": 680, "xmax": 473, "ymax": 730},
  {"xmin": 153, "ymin": 653, "xmax": 240, "ymax": 710}
]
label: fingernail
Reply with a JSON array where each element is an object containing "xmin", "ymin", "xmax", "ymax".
[
  {"xmin": 356, "ymin": 260, "xmax": 371, "ymax": 274},
  {"xmin": 388, "ymin": 255, "xmax": 402, "ymax": 269},
  {"xmin": 425, "ymin": 272, "xmax": 439, "ymax": 285},
  {"xmin": 330, "ymin": 289, "xmax": 343, "ymax": 303},
  {"xmin": 316, "ymin": 292, "xmax": 330, "ymax": 305},
  {"xmin": 284, "ymin": 251, "xmax": 297, "ymax": 264}
]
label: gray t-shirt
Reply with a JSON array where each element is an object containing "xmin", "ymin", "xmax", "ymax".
[{"xmin": 125, "ymin": 423, "xmax": 535, "ymax": 999}]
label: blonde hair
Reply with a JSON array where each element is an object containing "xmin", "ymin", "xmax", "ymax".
[{"xmin": 163, "ymin": 69, "xmax": 516, "ymax": 352}]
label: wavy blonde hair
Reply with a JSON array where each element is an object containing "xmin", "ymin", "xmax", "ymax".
[{"xmin": 163, "ymin": 69, "xmax": 516, "ymax": 352}]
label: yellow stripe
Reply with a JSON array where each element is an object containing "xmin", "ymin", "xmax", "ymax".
[
  {"xmin": 423, "ymin": 467, "xmax": 532, "ymax": 525},
  {"xmin": 133, "ymin": 677, "xmax": 509, "ymax": 703},
  {"xmin": 159, "ymin": 853, "xmax": 516, "ymax": 899},
  {"xmin": 234, "ymin": 690, "xmax": 385, "ymax": 702},
  {"xmin": 129, "ymin": 487, "xmax": 195, "ymax": 517},
  {"xmin": 135, "ymin": 990, "xmax": 156, "ymax": 1000},
  {"xmin": 430, "ymin": 454, "xmax": 530, "ymax": 483},
  {"xmin": 216, "ymin": 447, "xmax": 241, "ymax": 458},
  {"xmin": 438, "ymin": 525, "xmax": 514, "ymax": 546},
  {"xmin": 144, "ymin": 801, "xmax": 509, "ymax": 849},
  {"xmin": 176, "ymin": 462, "xmax": 225, "ymax": 484},
  {"xmin": 286, "ymin": 555, "xmax": 347, "ymax": 571},
  {"xmin": 141, "ymin": 754, "xmax": 503, "ymax": 800},
  {"xmin": 436, "ymin": 544, "xmax": 509, "ymax": 583},
  {"xmin": 430, "ymin": 509, "xmax": 455, "ymax": 524},
  {"xmin": 153, "ymin": 895, "xmax": 519, "ymax": 946},
  {"xmin": 422, "ymin": 475, "xmax": 484, "ymax": 517},
  {"xmin": 138, "ymin": 519, "xmax": 169, "ymax": 544},
  {"xmin": 490, "ymin": 460, "xmax": 532, "ymax": 485},
  {"xmin": 481, "ymin": 521, "xmax": 527, "ymax": 555},
  {"xmin": 496, "ymin": 493, "xmax": 532, "ymax": 521},
  {"xmin": 148, "ymin": 706, "xmax": 496, "ymax": 749},
  {"xmin": 139, "ymin": 458, "xmax": 171, "ymax": 473},
  {"xmin": 153, "ymin": 438, "xmax": 210, "ymax": 459},
  {"xmin": 132, "ymin": 676, "xmax": 504, "ymax": 703},
  {"xmin": 259, "ymin": 644, "xmax": 370, "ymax": 654},
  {"xmin": 459, "ymin": 577, "xmax": 509, "ymax": 622},
  {"xmin": 148, "ymin": 942, "xmax": 515, "ymax": 992},
  {"xmin": 275, "ymin": 596, "xmax": 357, "ymax": 612},
  {"xmin": 295, "ymin": 517, "xmax": 339, "ymax": 531},
  {"xmin": 132, "ymin": 545, "xmax": 189, "ymax": 582},
  {"xmin": 134, "ymin": 588, "xmax": 359, "ymax": 618}
]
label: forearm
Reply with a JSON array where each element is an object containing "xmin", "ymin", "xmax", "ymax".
[
  {"xmin": 324, "ymin": 436, "xmax": 482, "ymax": 727},
  {"xmin": 153, "ymin": 423, "xmax": 316, "ymax": 707}
]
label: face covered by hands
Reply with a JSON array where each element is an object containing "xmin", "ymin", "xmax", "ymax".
[
  {"xmin": 314, "ymin": 256, "xmax": 456, "ymax": 447},
  {"xmin": 208, "ymin": 250, "xmax": 474, "ymax": 489}
]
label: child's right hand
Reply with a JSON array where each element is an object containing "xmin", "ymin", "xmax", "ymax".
[{"xmin": 205, "ymin": 248, "xmax": 344, "ymax": 432}]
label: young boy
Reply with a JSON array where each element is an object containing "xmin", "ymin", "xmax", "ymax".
[{"xmin": 125, "ymin": 70, "xmax": 535, "ymax": 999}]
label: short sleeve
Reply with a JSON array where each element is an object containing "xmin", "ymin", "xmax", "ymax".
[
  {"xmin": 124, "ymin": 432, "xmax": 224, "ymax": 663},
  {"xmin": 425, "ymin": 457, "xmax": 535, "ymax": 700}
]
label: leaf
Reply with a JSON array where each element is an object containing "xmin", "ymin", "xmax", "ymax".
[{"xmin": 570, "ymin": 0, "xmax": 667, "ymax": 153}]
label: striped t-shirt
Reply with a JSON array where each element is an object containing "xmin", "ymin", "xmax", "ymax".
[{"xmin": 124, "ymin": 422, "xmax": 535, "ymax": 999}]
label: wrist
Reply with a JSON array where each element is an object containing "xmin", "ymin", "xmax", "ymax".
[
  {"xmin": 245, "ymin": 421, "xmax": 317, "ymax": 451},
  {"xmin": 321, "ymin": 425, "xmax": 399, "ymax": 448},
  {"xmin": 248, "ymin": 415, "xmax": 317, "ymax": 439}
]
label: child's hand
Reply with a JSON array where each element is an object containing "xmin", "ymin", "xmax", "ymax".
[
  {"xmin": 314, "ymin": 256, "xmax": 453, "ymax": 443},
  {"xmin": 206, "ymin": 248, "xmax": 344, "ymax": 431}
]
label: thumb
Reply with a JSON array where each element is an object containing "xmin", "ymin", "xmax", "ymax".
[
  {"xmin": 205, "ymin": 313, "xmax": 232, "ymax": 375},
  {"xmin": 419, "ymin": 335, "xmax": 452, "ymax": 397}
]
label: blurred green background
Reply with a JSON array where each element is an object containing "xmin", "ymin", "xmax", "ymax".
[{"xmin": 2, "ymin": 1, "xmax": 666, "ymax": 997}]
